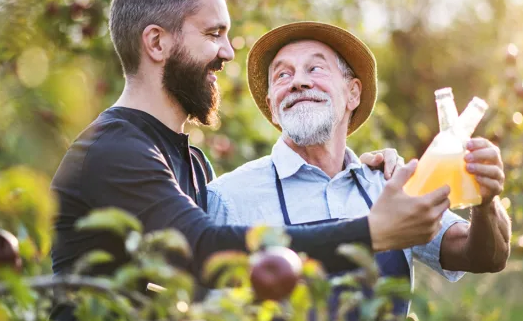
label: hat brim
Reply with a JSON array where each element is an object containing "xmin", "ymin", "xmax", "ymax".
[{"xmin": 247, "ymin": 21, "xmax": 378, "ymax": 136}]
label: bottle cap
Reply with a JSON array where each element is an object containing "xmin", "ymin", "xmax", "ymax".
[
  {"xmin": 470, "ymin": 96, "xmax": 489, "ymax": 112},
  {"xmin": 435, "ymin": 87, "xmax": 454, "ymax": 100}
]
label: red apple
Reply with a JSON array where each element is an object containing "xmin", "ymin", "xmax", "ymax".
[
  {"xmin": 250, "ymin": 246, "xmax": 302, "ymax": 301},
  {"xmin": 0, "ymin": 229, "xmax": 21, "ymax": 272}
]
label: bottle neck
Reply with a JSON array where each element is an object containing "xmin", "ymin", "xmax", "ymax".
[
  {"xmin": 436, "ymin": 97, "xmax": 459, "ymax": 132},
  {"xmin": 454, "ymin": 98, "xmax": 488, "ymax": 138}
]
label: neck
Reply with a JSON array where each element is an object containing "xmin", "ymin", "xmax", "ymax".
[
  {"xmin": 113, "ymin": 72, "xmax": 188, "ymax": 133},
  {"xmin": 283, "ymin": 126, "xmax": 348, "ymax": 178}
]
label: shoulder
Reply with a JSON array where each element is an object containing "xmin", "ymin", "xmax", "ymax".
[
  {"xmin": 206, "ymin": 156, "xmax": 275, "ymax": 222},
  {"xmin": 82, "ymin": 117, "xmax": 158, "ymax": 160},
  {"xmin": 360, "ymin": 164, "xmax": 387, "ymax": 187},
  {"xmin": 207, "ymin": 156, "xmax": 273, "ymax": 193},
  {"xmin": 74, "ymin": 116, "xmax": 168, "ymax": 181}
]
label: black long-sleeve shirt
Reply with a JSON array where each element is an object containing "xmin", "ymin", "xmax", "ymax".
[{"xmin": 51, "ymin": 107, "xmax": 372, "ymax": 281}]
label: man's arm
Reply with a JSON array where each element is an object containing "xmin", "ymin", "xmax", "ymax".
[
  {"xmin": 440, "ymin": 199, "xmax": 511, "ymax": 272},
  {"xmin": 80, "ymin": 122, "xmax": 377, "ymax": 278},
  {"xmin": 440, "ymin": 138, "xmax": 511, "ymax": 272},
  {"xmin": 80, "ymin": 123, "xmax": 455, "ymax": 280}
]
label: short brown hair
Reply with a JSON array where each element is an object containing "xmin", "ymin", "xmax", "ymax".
[{"xmin": 109, "ymin": 0, "xmax": 201, "ymax": 75}]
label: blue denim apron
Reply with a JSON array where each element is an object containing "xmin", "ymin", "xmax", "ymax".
[{"xmin": 273, "ymin": 165, "xmax": 410, "ymax": 319}]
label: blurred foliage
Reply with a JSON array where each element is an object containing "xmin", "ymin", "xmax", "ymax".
[
  {"xmin": 0, "ymin": 207, "xmax": 409, "ymax": 320},
  {"xmin": 0, "ymin": 0, "xmax": 522, "ymax": 320}
]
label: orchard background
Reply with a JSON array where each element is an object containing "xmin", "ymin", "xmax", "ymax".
[{"xmin": 0, "ymin": 0, "xmax": 523, "ymax": 320}]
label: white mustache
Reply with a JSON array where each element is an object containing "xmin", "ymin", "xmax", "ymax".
[{"xmin": 280, "ymin": 90, "xmax": 332, "ymax": 110}]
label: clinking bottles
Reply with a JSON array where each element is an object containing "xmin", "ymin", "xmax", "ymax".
[{"xmin": 404, "ymin": 89, "xmax": 489, "ymax": 209}]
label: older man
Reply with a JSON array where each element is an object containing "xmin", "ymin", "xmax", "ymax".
[{"xmin": 206, "ymin": 22, "xmax": 511, "ymax": 317}]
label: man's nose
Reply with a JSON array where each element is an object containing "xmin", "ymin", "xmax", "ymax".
[
  {"xmin": 289, "ymin": 70, "xmax": 313, "ymax": 91},
  {"xmin": 218, "ymin": 38, "xmax": 235, "ymax": 62}
]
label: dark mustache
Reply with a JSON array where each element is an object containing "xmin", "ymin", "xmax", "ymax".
[{"xmin": 206, "ymin": 58, "xmax": 225, "ymax": 72}]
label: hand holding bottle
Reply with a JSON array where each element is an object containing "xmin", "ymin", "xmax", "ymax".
[
  {"xmin": 369, "ymin": 160, "xmax": 451, "ymax": 252},
  {"xmin": 464, "ymin": 137, "xmax": 505, "ymax": 206}
]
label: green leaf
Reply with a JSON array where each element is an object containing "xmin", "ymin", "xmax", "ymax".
[
  {"xmin": 142, "ymin": 228, "xmax": 191, "ymax": 258},
  {"xmin": 301, "ymin": 258, "xmax": 331, "ymax": 305},
  {"xmin": 246, "ymin": 225, "xmax": 291, "ymax": 252},
  {"xmin": 336, "ymin": 244, "xmax": 375, "ymax": 270},
  {"xmin": 289, "ymin": 283, "xmax": 312, "ymax": 321},
  {"xmin": 257, "ymin": 300, "xmax": 280, "ymax": 321},
  {"xmin": 301, "ymin": 258, "xmax": 326, "ymax": 279},
  {"xmin": 0, "ymin": 166, "xmax": 57, "ymax": 255},
  {"xmin": 113, "ymin": 264, "xmax": 142, "ymax": 289},
  {"xmin": 83, "ymin": 251, "xmax": 114, "ymax": 266},
  {"xmin": 202, "ymin": 250, "xmax": 249, "ymax": 284},
  {"xmin": 360, "ymin": 297, "xmax": 389, "ymax": 321},
  {"xmin": 336, "ymin": 244, "xmax": 379, "ymax": 284},
  {"xmin": 0, "ymin": 303, "xmax": 10, "ymax": 321},
  {"xmin": 18, "ymin": 237, "xmax": 37, "ymax": 260},
  {"xmin": 330, "ymin": 274, "xmax": 360, "ymax": 289},
  {"xmin": 76, "ymin": 207, "xmax": 142, "ymax": 238},
  {"xmin": 374, "ymin": 277, "xmax": 412, "ymax": 300},
  {"xmin": 215, "ymin": 265, "xmax": 250, "ymax": 289},
  {"xmin": 125, "ymin": 230, "xmax": 142, "ymax": 254},
  {"xmin": 336, "ymin": 291, "xmax": 364, "ymax": 321},
  {"xmin": 73, "ymin": 250, "xmax": 114, "ymax": 274},
  {"xmin": 0, "ymin": 268, "xmax": 36, "ymax": 308}
]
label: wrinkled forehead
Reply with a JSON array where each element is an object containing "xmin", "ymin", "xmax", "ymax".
[{"xmin": 270, "ymin": 39, "xmax": 339, "ymax": 69}]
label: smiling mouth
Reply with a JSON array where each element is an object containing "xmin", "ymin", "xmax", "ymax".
[{"xmin": 286, "ymin": 98, "xmax": 325, "ymax": 109}]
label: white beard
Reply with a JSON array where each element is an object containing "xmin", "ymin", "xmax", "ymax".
[{"xmin": 276, "ymin": 90, "xmax": 335, "ymax": 146}]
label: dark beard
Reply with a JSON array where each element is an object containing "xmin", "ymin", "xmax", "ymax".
[{"xmin": 162, "ymin": 47, "xmax": 223, "ymax": 126}]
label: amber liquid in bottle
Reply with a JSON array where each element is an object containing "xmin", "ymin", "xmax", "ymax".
[{"xmin": 404, "ymin": 93, "xmax": 488, "ymax": 209}]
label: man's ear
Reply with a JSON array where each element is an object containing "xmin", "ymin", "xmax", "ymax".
[
  {"xmin": 347, "ymin": 78, "xmax": 362, "ymax": 112},
  {"xmin": 266, "ymin": 96, "xmax": 280, "ymax": 125},
  {"xmin": 142, "ymin": 25, "xmax": 172, "ymax": 63}
]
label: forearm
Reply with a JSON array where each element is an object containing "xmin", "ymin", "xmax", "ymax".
[
  {"xmin": 287, "ymin": 216, "xmax": 372, "ymax": 273},
  {"xmin": 465, "ymin": 197, "xmax": 511, "ymax": 272},
  {"xmin": 191, "ymin": 217, "xmax": 372, "ymax": 281}
]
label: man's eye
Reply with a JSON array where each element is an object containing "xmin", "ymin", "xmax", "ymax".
[
  {"xmin": 278, "ymin": 72, "xmax": 289, "ymax": 78},
  {"xmin": 210, "ymin": 33, "xmax": 220, "ymax": 38},
  {"xmin": 311, "ymin": 66, "xmax": 322, "ymax": 72}
]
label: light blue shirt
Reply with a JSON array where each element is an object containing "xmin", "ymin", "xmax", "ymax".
[{"xmin": 207, "ymin": 138, "xmax": 468, "ymax": 285}]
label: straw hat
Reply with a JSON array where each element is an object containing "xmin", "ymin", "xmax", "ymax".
[{"xmin": 247, "ymin": 21, "xmax": 378, "ymax": 136}]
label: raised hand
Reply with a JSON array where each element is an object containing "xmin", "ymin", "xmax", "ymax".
[
  {"xmin": 360, "ymin": 148, "xmax": 405, "ymax": 180},
  {"xmin": 368, "ymin": 160, "xmax": 451, "ymax": 252}
]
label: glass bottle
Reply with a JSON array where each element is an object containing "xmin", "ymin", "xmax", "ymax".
[{"xmin": 404, "ymin": 96, "xmax": 489, "ymax": 209}]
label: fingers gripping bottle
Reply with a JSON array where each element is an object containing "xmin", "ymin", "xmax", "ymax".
[{"xmin": 404, "ymin": 89, "xmax": 489, "ymax": 209}]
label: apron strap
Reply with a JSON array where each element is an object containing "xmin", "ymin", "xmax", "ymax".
[
  {"xmin": 274, "ymin": 164, "xmax": 292, "ymax": 225},
  {"xmin": 273, "ymin": 165, "xmax": 373, "ymax": 226},
  {"xmin": 350, "ymin": 170, "xmax": 373, "ymax": 209}
]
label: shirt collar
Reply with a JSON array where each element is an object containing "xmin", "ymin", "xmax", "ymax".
[
  {"xmin": 270, "ymin": 137, "xmax": 371, "ymax": 183},
  {"xmin": 271, "ymin": 138, "xmax": 308, "ymax": 179}
]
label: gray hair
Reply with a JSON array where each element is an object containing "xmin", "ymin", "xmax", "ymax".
[
  {"xmin": 335, "ymin": 52, "xmax": 356, "ymax": 80},
  {"xmin": 109, "ymin": 0, "xmax": 201, "ymax": 75}
]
